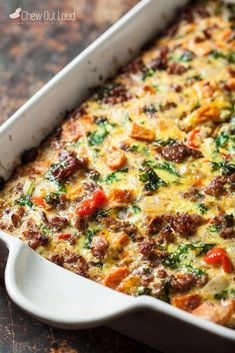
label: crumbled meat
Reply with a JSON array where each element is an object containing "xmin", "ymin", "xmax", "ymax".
[
  {"xmin": 103, "ymin": 216, "xmax": 137, "ymax": 237},
  {"xmin": 23, "ymin": 220, "xmax": 49, "ymax": 249},
  {"xmin": 204, "ymin": 176, "xmax": 227, "ymax": 197},
  {"xmin": 51, "ymin": 151, "xmax": 87, "ymax": 181},
  {"xmin": 82, "ymin": 181, "xmax": 100, "ymax": 193},
  {"xmin": 51, "ymin": 254, "xmax": 64, "ymax": 266},
  {"xmin": 138, "ymin": 238, "xmax": 155, "ymax": 258},
  {"xmin": 11, "ymin": 206, "xmax": 24, "ymax": 228},
  {"xmin": 170, "ymin": 273, "xmax": 197, "ymax": 293},
  {"xmin": 170, "ymin": 84, "xmax": 182, "ymax": 93},
  {"xmin": 91, "ymin": 236, "xmax": 109, "ymax": 259},
  {"xmin": 155, "ymin": 142, "xmax": 203, "ymax": 163},
  {"xmin": 167, "ymin": 63, "xmax": 188, "ymax": 75},
  {"xmin": 144, "ymin": 216, "xmax": 164, "ymax": 236},
  {"xmin": 146, "ymin": 45, "xmax": 169, "ymax": 72},
  {"xmin": 121, "ymin": 57, "xmax": 144, "ymax": 74},
  {"xmin": 210, "ymin": 212, "xmax": 235, "ymax": 239},
  {"xmin": 166, "ymin": 213, "xmax": 204, "ymax": 237},
  {"xmin": 63, "ymin": 251, "xmax": 88, "ymax": 277},
  {"xmin": 95, "ymin": 83, "xmax": 132, "ymax": 104},
  {"xmin": 22, "ymin": 147, "xmax": 38, "ymax": 164},
  {"xmin": 160, "ymin": 225, "xmax": 175, "ymax": 243},
  {"xmin": 49, "ymin": 216, "xmax": 68, "ymax": 231},
  {"xmin": 182, "ymin": 187, "xmax": 204, "ymax": 202}
]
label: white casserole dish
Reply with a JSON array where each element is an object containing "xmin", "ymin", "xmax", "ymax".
[{"xmin": 0, "ymin": 0, "xmax": 235, "ymax": 351}]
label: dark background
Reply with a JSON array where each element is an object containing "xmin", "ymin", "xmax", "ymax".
[{"xmin": 0, "ymin": 1, "xmax": 159, "ymax": 352}]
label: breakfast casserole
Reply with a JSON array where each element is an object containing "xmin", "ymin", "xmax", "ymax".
[{"xmin": 1, "ymin": 0, "xmax": 235, "ymax": 328}]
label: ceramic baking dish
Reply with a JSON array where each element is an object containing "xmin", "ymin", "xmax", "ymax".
[{"xmin": 0, "ymin": 0, "xmax": 235, "ymax": 351}]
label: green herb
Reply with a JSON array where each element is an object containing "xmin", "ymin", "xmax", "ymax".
[
  {"xmin": 197, "ymin": 203, "xmax": 209, "ymax": 215},
  {"xmin": 154, "ymin": 162, "xmax": 180, "ymax": 176},
  {"xmin": 184, "ymin": 264, "xmax": 205, "ymax": 277},
  {"xmin": 211, "ymin": 161, "xmax": 235, "ymax": 175},
  {"xmin": 214, "ymin": 288, "xmax": 235, "ymax": 300},
  {"xmin": 44, "ymin": 192, "xmax": 60, "ymax": 206},
  {"xmin": 164, "ymin": 243, "xmax": 216, "ymax": 269},
  {"xmin": 143, "ymin": 104, "xmax": 158, "ymax": 115},
  {"xmin": 15, "ymin": 194, "xmax": 33, "ymax": 208},
  {"xmin": 215, "ymin": 131, "xmax": 229, "ymax": 148},
  {"xmin": 87, "ymin": 123, "xmax": 110, "ymax": 146},
  {"xmin": 142, "ymin": 68, "xmax": 155, "ymax": 80},
  {"xmin": 178, "ymin": 50, "xmax": 194, "ymax": 62},
  {"xmin": 132, "ymin": 204, "xmax": 141, "ymax": 214},
  {"xmin": 139, "ymin": 167, "xmax": 167, "ymax": 191},
  {"xmin": 24, "ymin": 181, "xmax": 35, "ymax": 195},
  {"xmin": 207, "ymin": 224, "xmax": 220, "ymax": 233},
  {"xmin": 154, "ymin": 138, "xmax": 177, "ymax": 146},
  {"xmin": 209, "ymin": 50, "xmax": 235, "ymax": 64},
  {"xmin": 84, "ymin": 228, "xmax": 99, "ymax": 249},
  {"xmin": 104, "ymin": 167, "xmax": 129, "ymax": 184},
  {"xmin": 40, "ymin": 224, "xmax": 53, "ymax": 237}
]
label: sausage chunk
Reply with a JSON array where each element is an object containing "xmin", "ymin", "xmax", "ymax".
[
  {"xmin": 210, "ymin": 212, "xmax": 235, "ymax": 239},
  {"xmin": 166, "ymin": 213, "xmax": 204, "ymax": 237},
  {"xmin": 170, "ymin": 273, "xmax": 197, "ymax": 293},
  {"xmin": 204, "ymin": 176, "xmax": 227, "ymax": 197},
  {"xmin": 156, "ymin": 142, "xmax": 203, "ymax": 163}
]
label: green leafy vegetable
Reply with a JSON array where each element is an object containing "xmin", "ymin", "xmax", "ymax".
[
  {"xmin": 15, "ymin": 195, "xmax": 33, "ymax": 208},
  {"xmin": 87, "ymin": 123, "xmax": 110, "ymax": 146},
  {"xmin": 211, "ymin": 161, "xmax": 235, "ymax": 175},
  {"xmin": 104, "ymin": 167, "xmax": 128, "ymax": 184},
  {"xmin": 154, "ymin": 138, "xmax": 177, "ymax": 146},
  {"xmin": 215, "ymin": 131, "xmax": 229, "ymax": 148},
  {"xmin": 84, "ymin": 228, "xmax": 99, "ymax": 249},
  {"xmin": 214, "ymin": 288, "xmax": 235, "ymax": 300},
  {"xmin": 178, "ymin": 50, "xmax": 194, "ymax": 62},
  {"xmin": 142, "ymin": 68, "xmax": 155, "ymax": 80},
  {"xmin": 197, "ymin": 203, "xmax": 209, "ymax": 215},
  {"xmin": 132, "ymin": 204, "xmax": 141, "ymax": 214},
  {"xmin": 139, "ymin": 167, "xmax": 167, "ymax": 191},
  {"xmin": 154, "ymin": 162, "xmax": 180, "ymax": 176}
]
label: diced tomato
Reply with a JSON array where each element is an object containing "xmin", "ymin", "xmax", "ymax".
[
  {"xmin": 76, "ymin": 190, "xmax": 107, "ymax": 216},
  {"xmin": 187, "ymin": 128, "xmax": 201, "ymax": 148},
  {"xmin": 57, "ymin": 233, "xmax": 72, "ymax": 240},
  {"xmin": 204, "ymin": 247, "xmax": 234, "ymax": 273},
  {"xmin": 31, "ymin": 196, "xmax": 46, "ymax": 208}
]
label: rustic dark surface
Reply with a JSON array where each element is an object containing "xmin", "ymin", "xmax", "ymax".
[{"xmin": 0, "ymin": 1, "xmax": 160, "ymax": 352}]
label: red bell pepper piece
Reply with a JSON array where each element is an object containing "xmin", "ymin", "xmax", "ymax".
[
  {"xmin": 76, "ymin": 190, "xmax": 107, "ymax": 216},
  {"xmin": 187, "ymin": 128, "xmax": 201, "ymax": 148},
  {"xmin": 204, "ymin": 247, "xmax": 234, "ymax": 273},
  {"xmin": 57, "ymin": 233, "xmax": 72, "ymax": 240}
]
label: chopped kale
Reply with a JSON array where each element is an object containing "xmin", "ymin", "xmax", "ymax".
[
  {"xmin": 139, "ymin": 167, "xmax": 167, "ymax": 191},
  {"xmin": 178, "ymin": 50, "xmax": 194, "ymax": 62},
  {"xmin": 211, "ymin": 161, "xmax": 235, "ymax": 175},
  {"xmin": 215, "ymin": 131, "xmax": 229, "ymax": 148},
  {"xmin": 142, "ymin": 68, "xmax": 155, "ymax": 80},
  {"xmin": 87, "ymin": 123, "xmax": 110, "ymax": 146},
  {"xmin": 84, "ymin": 228, "xmax": 99, "ymax": 249},
  {"xmin": 154, "ymin": 162, "xmax": 180, "ymax": 176},
  {"xmin": 164, "ymin": 242, "xmax": 216, "ymax": 269},
  {"xmin": 105, "ymin": 167, "xmax": 128, "ymax": 184},
  {"xmin": 214, "ymin": 288, "xmax": 235, "ymax": 300},
  {"xmin": 44, "ymin": 192, "xmax": 60, "ymax": 206},
  {"xmin": 154, "ymin": 138, "xmax": 177, "ymax": 146},
  {"xmin": 143, "ymin": 104, "xmax": 158, "ymax": 115},
  {"xmin": 184, "ymin": 264, "xmax": 205, "ymax": 277},
  {"xmin": 197, "ymin": 203, "xmax": 209, "ymax": 215},
  {"xmin": 15, "ymin": 194, "xmax": 33, "ymax": 208},
  {"xmin": 132, "ymin": 204, "xmax": 141, "ymax": 214}
]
